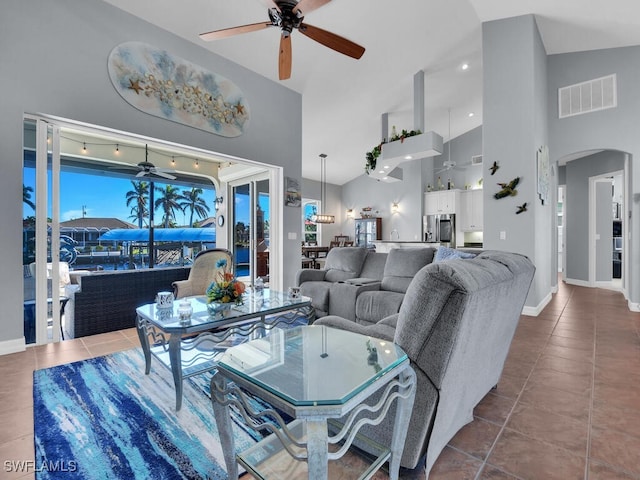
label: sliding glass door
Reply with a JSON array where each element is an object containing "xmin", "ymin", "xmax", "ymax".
[
  {"xmin": 23, "ymin": 118, "xmax": 63, "ymax": 344},
  {"xmin": 230, "ymin": 174, "xmax": 270, "ymax": 286}
]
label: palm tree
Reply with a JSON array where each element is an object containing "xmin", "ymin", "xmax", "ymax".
[
  {"xmin": 125, "ymin": 181, "xmax": 149, "ymax": 228},
  {"xmin": 23, "ymin": 185, "xmax": 35, "ymax": 210},
  {"xmin": 178, "ymin": 187, "xmax": 210, "ymax": 227},
  {"xmin": 154, "ymin": 184, "xmax": 184, "ymax": 228}
]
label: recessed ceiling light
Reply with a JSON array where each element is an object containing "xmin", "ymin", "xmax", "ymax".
[
  {"xmin": 384, "ymin": 165, "xmax": 390, "ymax": 169},
  {"xmin": 383, "ymin": 177, "xmax": 388, "ymax": 180},
  {"xmin": 379, "ymin": 170, "xmax": 385, "ymax": 174},
  {"xmin": 404, "ymin": 155, "xmax": 412, "ymax": 160},
  {"xmin": 461, "ymin": 63, "xmax": 469, "ymax": 70},
  {"xmin": 468, "ymin": 112, "xmax": 475, "ymax": 117}
]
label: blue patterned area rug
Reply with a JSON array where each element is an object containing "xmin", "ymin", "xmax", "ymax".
[{"xmin": 33, "ymin": 348, "xmax": 270, "ymax": 479}]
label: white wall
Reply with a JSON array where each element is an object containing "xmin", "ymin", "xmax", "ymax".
[{"xmin": 1, "ymin": 0, "xmax": 302, "ymax": 347}]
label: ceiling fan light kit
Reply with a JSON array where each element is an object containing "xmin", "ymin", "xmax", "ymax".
[{"xmin": 199, "ymin": 0, "xmax": 365, "ymax": 80}]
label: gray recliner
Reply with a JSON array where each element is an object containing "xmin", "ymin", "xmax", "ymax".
[
  {"xmin": 315, "ymin": 250, "xmax": 535, "ymax": 475},
  {"xmin": 354, "ymin": 247, "xmax": 435, "ymax": 325},
  {"xmin": 295, "ymin": 247, "xmax": 368, "ymax": 317}
]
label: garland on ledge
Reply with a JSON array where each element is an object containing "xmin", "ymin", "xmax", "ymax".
[{"xmin": 365, "ymin": 128, "xmax": 422, "ymax": 174}]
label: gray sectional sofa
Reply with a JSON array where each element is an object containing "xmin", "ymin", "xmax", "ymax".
[
  {"xmin": 313, "ymin": 250, "xmax": 535, "ymax": 475},
  {"xmin": 296, "ymin": 246, "xmax": 438, "ymax": 322}
]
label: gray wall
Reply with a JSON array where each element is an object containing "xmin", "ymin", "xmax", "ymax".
[
  {"xmin": 564, "ymin": 151, "xmax": 624, "ymax": 282},
  {"xmin": 483, "ymin": 15, "xmax": 552, "ymax": 310},
  {"xmin": 548, "ymin": 45, "xmax": 640, "ymax": 304},
  {"xmin": 1, "ymin": 0, "xmax": 302, "ymax": 347},
  {"xmin": 301, "ymin": 178, "xmax": 345, "ymax": 244},
  {"xmin": 341, "ymin": 158, "xmax": 424, "ymax": 242},
  {"xmin": 433, "ymin": 126, "xmax": 483, "ymax": 191},
  {"xmin": 339, "ymin": 127, "xmax": 483, "ymax": 245}
]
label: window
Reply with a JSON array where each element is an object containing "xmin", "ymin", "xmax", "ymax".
[{"xmin": 302, "ymin": 199, "xmax": 319, "ymax": 244}]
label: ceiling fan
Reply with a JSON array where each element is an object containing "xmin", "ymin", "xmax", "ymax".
[
  {"xmin": 199, "ymin": 0, "xmax": 366, "ymax": 80},
  {"xmin": 133, "ymin": 160, "xmax": 177, "ymax": 180},
  {"xmin": 110, "ymin": 145, "xmax": 177, "ymax": 180},
  {"xmin": 436, "ymin": 109, "xmax": 472, "ymax": 174}
]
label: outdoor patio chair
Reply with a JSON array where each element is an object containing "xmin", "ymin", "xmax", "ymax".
[{"xmin": 172, "ymin": 248, "xmax": 233, "ymax": 299}]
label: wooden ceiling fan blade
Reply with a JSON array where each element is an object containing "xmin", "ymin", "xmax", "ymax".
[
  {"xmin": 199, "ymin": 22, "xmax": 272, "ymax": 41},
  {"xmin": 279, "ymin": 35, "xmax": 292, "ymax": 80},
  {"xmin": 299, "ymin": 23, "xmax": 365, "ymax": 59},
  {"xmin": 292, "ymin": 0, "xmax": 332, "ymax": 16}
]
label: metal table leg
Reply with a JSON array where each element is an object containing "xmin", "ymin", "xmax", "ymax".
[
  {"xmin": 168, "ymin": 333, "xmax": 184, "ymax": 411},
  {"xmin": 211, "ymin": 372, "xmax": 239, "ymax": 480},
  {"xmin": 136, "ymin": 315, "xmax": 152, "ymax": 375}
]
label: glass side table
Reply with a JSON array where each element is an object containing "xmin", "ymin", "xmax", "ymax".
[
  {"xmin": 210, "ymin": 325, "xmax": 416, "ymax": 480},
  {"xmin": 136, "ymin": 289, "xmax": 314, "ymax": 410}
]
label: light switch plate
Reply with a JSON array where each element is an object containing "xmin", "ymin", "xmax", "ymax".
[
  {"xmin": 288, "ymin": 232, "xmax": 297, "ymax": 240},
  {"xmin": 500, "ymin": 231, "xmax": 506, "ymax": 240}
]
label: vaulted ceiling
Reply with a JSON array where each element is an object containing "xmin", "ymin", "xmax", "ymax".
[{"xmin": 103, "ymin": 0, "xmax": 640, "ymax": 185}]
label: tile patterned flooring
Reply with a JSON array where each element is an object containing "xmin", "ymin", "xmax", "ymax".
[{"xmin": 1, "ymin": 281, "xmax": 639, "ymax": 479}]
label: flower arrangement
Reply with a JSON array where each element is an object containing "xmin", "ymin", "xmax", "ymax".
[
  {"xmin": 206, "ymin": 258, "xmax": 246, "ymax": 305},
  {"xmin": 365, "ymin": 127, "xmax": 422, "ymax": 174}
]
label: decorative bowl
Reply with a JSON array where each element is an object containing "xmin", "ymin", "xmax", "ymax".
[{"xmin": 206, "ymin": 302, "xmax": 234, "ymax": 316}]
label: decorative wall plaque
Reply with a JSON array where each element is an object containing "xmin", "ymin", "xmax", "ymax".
[{"xmin": 108, "ymin": 42, "xmax": 249, "ymax": 137}]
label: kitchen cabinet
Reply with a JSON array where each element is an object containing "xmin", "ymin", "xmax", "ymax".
[
  {"xmin": 460, "ymin": 189, "xmax": 483, "ymax": 232},
  {"xmin": 355, "ymin": 218, "xmax": 382, "ymax": 248},
  {"xmin": 424, "ymin": 190, "xmax": 459, "ymax": 214}
]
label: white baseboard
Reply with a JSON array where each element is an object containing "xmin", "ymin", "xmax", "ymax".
[
  {"xmin": 628, "ymin": 300, "xmax": 640, "ymax": 312},
  {"xmin": 564, "ymin": 278, "xmax": 590, "ymax": 287},
  {"xmin": 522, "ymin": 291, "xmax": 553, "ymax": 317},
  {"xmin": 0, "ymin": 337, "xmax": 26, "ymax": 356}
]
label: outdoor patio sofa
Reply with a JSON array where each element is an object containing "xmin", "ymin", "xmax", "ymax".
[
  {"xmin": 64, "ymin": 266, "xmax": 190, "ymax": 338},
  {"xmin": 315, "ymin": 250, "xmax": 535, "ymax": 475}
]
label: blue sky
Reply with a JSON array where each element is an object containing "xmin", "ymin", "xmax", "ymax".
[
  {"xmin": 23, "ymin": 168, "xmax": 220, "ymax": 225},
  {"xmin": 23, "ymin": 167, "xmax": 268, "ymax": 226}
]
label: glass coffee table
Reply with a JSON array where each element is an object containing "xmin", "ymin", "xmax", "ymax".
[
  {"xmin": 136, "ymin": 289, "xmax": 314, "ymax": 410},
  {"xmin": 210, "ymin": 325, "xmax": 416, "ymax": 480}
]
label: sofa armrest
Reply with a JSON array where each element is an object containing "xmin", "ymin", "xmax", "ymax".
[
  {"xmin": 173, "ymin": 279, "xmax": 196, "ymax": 299},
  {"xmin": 329, "ymin": 281, "xmax": 381, "ymax": 320},
  {"xmin": 314, "ymin": 316, "xmax": 396, "ymax": 342},
  {"xmin": 344, "ymin": 277, "xmax": 381, "ymax": 286},
  {"xmin": 295, "ymin": 268, "xmax": 326, "ymax": 286}
]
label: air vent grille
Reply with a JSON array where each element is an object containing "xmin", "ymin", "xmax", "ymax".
[
  {"xmin": 559, "ymin": 74, "xmax": 616, "ymax": 119},
  {"xmin": 471, "ymin": 155, "xmax": 483, "ymax": 165}
]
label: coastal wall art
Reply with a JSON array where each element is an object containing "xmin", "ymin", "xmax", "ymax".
[
  {"xmin": 108, "ymin": 42, "xmax": 250, "ymax": 137},
  {"xmin": 537, "ymin": 145, "xmax": 550, "ymax": 204}
]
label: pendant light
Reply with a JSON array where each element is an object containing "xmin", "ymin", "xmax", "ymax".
[{"xmin": 311, "ymin": 153, "xmax": 335, "ymax": 224}]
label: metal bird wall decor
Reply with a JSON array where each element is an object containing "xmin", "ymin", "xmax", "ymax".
[
  {"xmin": 516, "ymin": 203, "xmax": 528, "ymax": 214},
  {"xmin": 494, "ymin": 177, "xmax": 520, "ymax": 199},
  {"xmin": 489, "ymin": 161, "xmax": 499, "ymax": 175}
]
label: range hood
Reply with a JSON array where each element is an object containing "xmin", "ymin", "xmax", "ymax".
[{"xmin": 368, "ymin": 71, "xmax": 443, "ymax": 183}]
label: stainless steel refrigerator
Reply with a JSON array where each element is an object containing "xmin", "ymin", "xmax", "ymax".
[{"xmin": 423, "ymin": 214, "xmax": 456, "ymax": 246}]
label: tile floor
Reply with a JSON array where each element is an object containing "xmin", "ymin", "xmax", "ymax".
[{"xmin": 1, "ymin": 281, "xmax": 639, "ymax": 479}]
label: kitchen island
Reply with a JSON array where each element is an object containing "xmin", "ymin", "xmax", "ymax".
[{"xmin": 371, "ymin": 241, "xmax": 439, "ymax": 253}]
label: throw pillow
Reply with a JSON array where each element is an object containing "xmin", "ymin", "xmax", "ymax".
[{"xmin": 434, "ymin": 246, "xmax": 477, "ymax": 262}]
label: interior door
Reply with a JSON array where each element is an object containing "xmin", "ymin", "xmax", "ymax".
[{"xmin": 231, "ymin": 174, "xmax": 270, "ymax": 286}]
